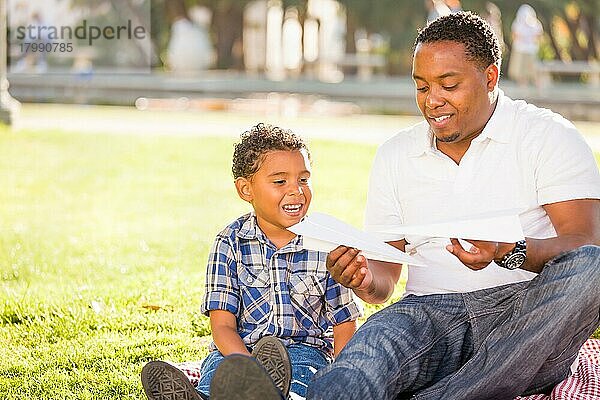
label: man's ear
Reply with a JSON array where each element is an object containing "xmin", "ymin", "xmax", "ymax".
[
  {"xmin": 235, "ymin": 177, "xmax": 253, "ymax": 202},
  {"xmin": 486, "ymin": 63, "xmax": 499, "ymax": 91}
]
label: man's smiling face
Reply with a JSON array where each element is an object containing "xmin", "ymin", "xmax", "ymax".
[{"xmin": 412, "ymin": 40, "xmax": 498, "ymax": 147}]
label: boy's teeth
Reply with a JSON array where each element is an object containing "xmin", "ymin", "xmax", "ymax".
[
  {"xmin": 283, "ymin": 204, "xmax": 301, "ymax": 211},
  {"xmin": 434, "ymin": 115, "xmax": 450, "ymax": 122}
]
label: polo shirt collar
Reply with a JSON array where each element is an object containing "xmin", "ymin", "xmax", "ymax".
[
  {"xmin": 408, "ymin": 122, "xmax": 434, "ymax": 157},
  {"xmin": 473, "ymin": 89, "xmax": 512, "ymax": 145},
  {"xmin": 409, "ymin": 89, "xmax": 511, "ymax": 157}
]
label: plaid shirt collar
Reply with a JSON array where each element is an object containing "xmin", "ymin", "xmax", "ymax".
[{"xmin": 237, "ymin": 212, "xmax": 303, "ymax": 254}]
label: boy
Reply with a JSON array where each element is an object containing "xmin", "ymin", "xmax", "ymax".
[{"xmin": 141, "ymin": 123, "xmax": 362, "ymax": 400}]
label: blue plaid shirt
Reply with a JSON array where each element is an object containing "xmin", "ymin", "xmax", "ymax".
[{"xmin": 201, "ymin": 213, "xmax": 362, "ymax": 357}]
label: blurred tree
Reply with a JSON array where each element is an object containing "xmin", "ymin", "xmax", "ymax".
[
  {"xmin": 181, "ymin": 0, "xmax": 307, "ymax": 70},
  {"xmin": 341, "ymin": 0, "xmax": 599, "ymax": 73},
  {"xmin": 548, "ymin": 0, "xmax": 598, "ymax": 60},
  {"xmin": 337, "ymin": 0, "xmax": 427, "ymax": 74},
  {"xmin": 177, "ymin": 0, "xmax": 247, "ymax": 69},
  {"xmin": 68, "ymin": 0, "xmax": 156, "ymax": 67},
  {"xmin": 127, "ymin": 0, "xmax": 600, "ymax": 72},
  {"xmin": 464, "ymin": 0, "xmax": 598, "ymax": 62}
]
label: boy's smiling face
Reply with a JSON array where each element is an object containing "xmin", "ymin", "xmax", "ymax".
[{"xmin": 236, "ymin": 149, "xmax": 312, "ymax": 245}]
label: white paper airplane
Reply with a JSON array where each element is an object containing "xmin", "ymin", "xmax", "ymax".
[
  {"xmin": 367, "ymin": 208, "xmax": 525, "ymax": 243},
  {"xmin": 288, "ymin": 213, "xmax": 425, "ymax": 265}
]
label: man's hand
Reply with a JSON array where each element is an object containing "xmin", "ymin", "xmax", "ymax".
[
  {"xmin": 327, "ymin": 240, "xmax": 405, "ymax": 304},
  {"xmin": 446, "ymin": 200, "xmax": 599, "ymax": 273},
  {"xmin": 446, "ymin": 239, "xmax": 515, "ymax": 270},
  {"xmin": 326, "ymin": 246, "xmax": 373, "ymax": 290}
]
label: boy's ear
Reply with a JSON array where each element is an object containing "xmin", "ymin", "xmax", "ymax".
[{"xmin": 235, "ymin": 177, "xmax": 253, "ymax": 202}]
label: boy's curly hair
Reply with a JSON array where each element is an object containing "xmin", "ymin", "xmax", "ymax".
[
  {"xmin": 232, "ymin": 123, "xmax": 310, "ymax": 179},
  {"xmin": 414, "ymin": 12, "xmax": 501, "ymax": 70}
]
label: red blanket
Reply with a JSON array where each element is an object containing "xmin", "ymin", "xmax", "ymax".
[{"xmin": 516, "ymin": 339, "xmax": 600, "ymax": 400}]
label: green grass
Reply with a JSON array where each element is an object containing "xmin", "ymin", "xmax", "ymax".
[
  {"xmin": 1, "ymin": 125, "xmax": 598, "ymax": 399},
  {"xmin": 0, "ymin": 126, "xmax": 399, "ymax": 399}
]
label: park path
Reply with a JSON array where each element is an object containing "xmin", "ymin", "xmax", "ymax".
[
  {"xmin": 12, "ymin": 103, "xmax": 600, "ymax": 152},
  {"xmin": 13, "ymin": 103, "xmax": 422, "ymax": 145}
]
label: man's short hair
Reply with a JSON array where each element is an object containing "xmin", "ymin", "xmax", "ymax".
[
  {"xmin": 232, "ymin": 123, "xmax": 310, "ymax": 179},
  {"xmin": 414, "ymin": 12, "xmax": 501, "ymax": 70}
]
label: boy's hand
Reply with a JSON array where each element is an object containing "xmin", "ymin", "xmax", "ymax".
[{"xmin": 326, "ymin": 246, "xmax": 373, "ymax": 290}]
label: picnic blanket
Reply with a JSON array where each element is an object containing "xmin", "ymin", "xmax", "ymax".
[
  {"xmin": 516, "ymin": 339, "xmax": 600, "ymax": 400},
  {"xmin": 175, "ymin": 339, "xmax": 600, "ymax": 399}
]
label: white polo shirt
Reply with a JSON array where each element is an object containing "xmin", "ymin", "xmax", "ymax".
[{"xmin": 365, "ymin": 91, "xmax": 600, "ymax": 296}]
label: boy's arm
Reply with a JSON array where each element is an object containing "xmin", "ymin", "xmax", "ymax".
[
  {"xmin": 209, "ymin": 309, "xmax": 251, "ymax": 356},
  {"xmin": 332, "ymin": 320, "xmax": 357, "ymax": 357}
]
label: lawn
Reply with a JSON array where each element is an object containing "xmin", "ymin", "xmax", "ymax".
[
  {"xmin": 1, "ymin": 124, "xmax": 599, "ymax": 399},
  {"xmin": 0, "ymin": 126, "xmax": 398, "ymax": 399}
]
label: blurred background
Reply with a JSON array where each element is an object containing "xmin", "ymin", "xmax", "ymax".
[
  {"xmin": 2, "ymin": 2, "xmax": 600, "ymax": 398},
  {"xmin": 2, "ymin": 0, "xmax": 600, "ymax": 121}
]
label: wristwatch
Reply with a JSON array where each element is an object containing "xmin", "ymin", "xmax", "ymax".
[{"xmin": 495, "ymin": 240, "xmax": 527, "ymax": 270}]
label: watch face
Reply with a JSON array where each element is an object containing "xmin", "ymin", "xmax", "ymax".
[{"xmin": 505, "ymin": 253, "xmax": 526, "ymax": 270}]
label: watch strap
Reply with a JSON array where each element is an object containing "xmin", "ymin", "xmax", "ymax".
[{"xmin": 495, "ymin": 239, "xmax": 527, "ymax": 270}]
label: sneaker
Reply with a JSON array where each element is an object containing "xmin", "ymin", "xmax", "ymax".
[
  {"xmin": 141, "ymin": 360, "xmax": 204, "ymax": 400},
  {"xmin": 251, "ymin": 336, "xmax": 291, "ymax": 396},
  {"xmin": 210, "ymin": 354, "xmax": 283, "ymax": 400}
]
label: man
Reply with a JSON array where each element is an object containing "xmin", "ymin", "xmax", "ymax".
[
  {"xmin": 307, "ymin": 12, "xmax": 600, "ymax": 400},
  {"xmin": 210, "ymin": 12, "xmax": 600, "ymax": 400}
]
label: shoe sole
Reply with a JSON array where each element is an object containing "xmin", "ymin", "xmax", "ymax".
[
  {"xmin": 141, "ymin": 360, "xmax": 201, "ymax": 400},
  {"xmin": 251, "ymin": 337, "xmax": 291, "ymax": 396},
  {"xmin": 210, "ymin": 354, "xmax": 282, "ymax": 400}
]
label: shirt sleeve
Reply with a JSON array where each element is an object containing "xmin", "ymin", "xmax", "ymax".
[
  {"xmin": 323, "ymin": 274, "xmax": 363, "ymax": 325},
  {"xmin": 533, "ymin": 121, "xmax": 600, "ymax": 205},
  {"xmin": 200, "ymin": 234, "xmax": 240, "ymax": 317}
]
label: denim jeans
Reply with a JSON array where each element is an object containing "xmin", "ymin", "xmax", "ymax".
[
  {"xmin": 306, "ymin": 245, "xmax": 600, "ymax": 400},
  {"xmin": 196, "ymin": 342, "xmax": 329, "ymax": 399}
]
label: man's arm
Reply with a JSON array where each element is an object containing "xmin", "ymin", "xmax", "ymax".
[
  {"xmin": 446, "ymin": 199, "xmax": 600, "ymax": 272},
  {"xmin": 524, "ymin": 199, "xmax": 600, "ymax": 272},
  {"xmin": 326, "ymin": 239, "xmax": 406, "ymax": 304}
]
